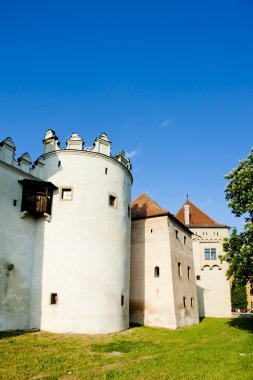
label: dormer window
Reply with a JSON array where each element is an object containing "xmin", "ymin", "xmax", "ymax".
[{"xmin": 19, "ymin": 179, "xmax": 57, "ymax": 218}]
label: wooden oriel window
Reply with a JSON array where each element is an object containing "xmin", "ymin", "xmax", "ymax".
[{"xmin": 19, "ymin": 179, "xmax": 58, "ymax": 217}]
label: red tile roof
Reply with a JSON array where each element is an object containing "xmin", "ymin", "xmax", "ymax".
[
  {"xmin": 175, "ymin": 200, "xmax": 228, "ymax": 227},
  {"xmin": 131, "ymin": 193, "xmax": 170, "ymax": 219}
]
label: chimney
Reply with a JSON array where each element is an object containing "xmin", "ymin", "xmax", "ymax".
[{"xmin": 184, "ymin": 204, "xmax": 190, "ymax": 225}]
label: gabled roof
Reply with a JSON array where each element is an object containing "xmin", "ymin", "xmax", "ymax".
[
  {"xmin": 175, "ymin": 200, "xmax": 228, "ymax": 228},
  {"xmin": 131, "ymin": 193, "xmax": 193, "ymax": 234},
  {"xmin": 131, "ymin": 193, "xmax": 169, "ymax": 219}
]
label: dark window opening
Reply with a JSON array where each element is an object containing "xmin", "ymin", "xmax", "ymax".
[
  {"xmin": 13, "ymin": 199, "xmax": 17, "ymax": 206},
  {"xmin": 178, "ymin": 262, "xmax": 182, "ymax": 277},
  {"xmin": 191, "ymin": 298, "xmax": 193, "ymax": 308},
  {"xmin": 58, "ymin": 161, "xmax": 61, "ymax": 167},
  {"xmin": 154, "ymin": 266, "xmax": 160, "ymax": 277},
  {"xmin": 105, "ymin": 168, "xmax": 108, "ymax": 174},
  {"xmin": 184, "ymin": 236, "xmax": 186, "ymax": 245},
  {"xmin": 128, "ymin": 205, "xmax": 130, "ymax": 218},
  {"xmin": 176, "ymin": 230, "xmax": 178, "ymax": 239},
  {"xmin": 109, "ymin": 195, "xmax": 117, "ymax": 207},
  {"xmin": 50, "ymin": 293, "xmax": 57, "ymax": 305},
  {"xmin": 19, "ymin": 179, "xmax": 57, "ymax": 217},
  {"xmin": 183, "ymin": 297, "xmax": 186, "ymax": 308},
  {"xmin": 121, "ymin": 295, "xmax": 124, "ymax": 306},
  {"xmin": 187, "ymin": 266, "xmax": 190, "ymax": 279},
  {"xmin": 151, "ymin": 229, "xmax": 153, "ymax": 233},
  {"xmin": 196, "ymin": 275, "xmax": 201, "ymax": 281}
]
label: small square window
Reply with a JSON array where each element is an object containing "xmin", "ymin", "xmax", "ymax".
[
  {"xmin": 109, "ymin": 194, "xmax": 117, "ymax": 207},
  {"xmin": 50, "ymin": 293, "xmax": 57, "ymax": 305},
  {"xmin": 61, "ymin": 188, "xmax": 72, "ymax": 200},
  {"xmin": 196, "ymin": 275, "xmax": 201, "ymax": 281},
  {"xmin": 13, "ymin": 199, "xmax": 17, "ymax": 206}
]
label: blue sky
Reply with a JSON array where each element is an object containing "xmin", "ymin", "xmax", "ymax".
[{"xmin": 1, "ymin": 0, "xmax": 253, "ymax": 231}]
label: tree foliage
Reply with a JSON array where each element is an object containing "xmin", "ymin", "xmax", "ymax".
[
  {"xmin": 221, "ymin": 148, "xmax": 253, "ymax": 285},
  {"xmin": 231, "ymin": 281, "xmax": 247, "ymax": 310}
]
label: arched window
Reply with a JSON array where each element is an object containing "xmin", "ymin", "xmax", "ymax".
[{"xmin": 154, "ymin": 266, "xmax": 160, "ymax": 277}]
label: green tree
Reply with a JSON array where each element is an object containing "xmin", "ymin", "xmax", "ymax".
[
  {"xmin": 221, "ymin": 148, "xmax": 253, "ymax": 285},
  {"xmin": 231, "ymin": 281, "xmax": 247, "ymax": 310}
]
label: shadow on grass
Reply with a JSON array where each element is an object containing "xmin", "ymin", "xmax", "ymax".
[
  {"xmin": 129, "ymin": 323, "xmax": 144, "ymax": 329},
  {"xmin": 227, "ymin": 317, "xmax": 253, "ymax": 333},
  {"xmin": 0, "ymin": 329, "xmax": 39, "ymax": 340}
]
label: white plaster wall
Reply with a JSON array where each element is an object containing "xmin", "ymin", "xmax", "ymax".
[
  {"xmin": 30, "ymin": 150, "xmax": 132, "ymax": 333},
  {"xmin": 169, "ymin": 220, "xmax": 199, "ymax": 327},
  {"xmin": 191, "ymin": 227, "xmax": 231, "ymax": 317},
  {"xmin": 130, "ymin": 216, "xmax": 177, "ymax": 329},
  {"xmin": 0, "ymin": 163, "xmax": 36, "ymax": 330}
]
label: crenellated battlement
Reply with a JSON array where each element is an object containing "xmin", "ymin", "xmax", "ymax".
[{"xmin": 0, "ymin": 129, "xmax": 132, "ymax": 178}]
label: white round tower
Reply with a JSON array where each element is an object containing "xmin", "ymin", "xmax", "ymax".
[{"xmin": 30, "ymin": 130, "xmax": 132, "ymax": 334}]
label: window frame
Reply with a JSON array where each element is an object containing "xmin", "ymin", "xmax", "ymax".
[
  {"xmin": 204, "ymin": 248, "xmax": 217, "ymax": 260},
  {"xmin": 60, "ymin": 187, "xmax": 73, "ymax": 201},
  {"xmin": 211, "ymin": 248, "xmax": 217, "ymax": 260}
]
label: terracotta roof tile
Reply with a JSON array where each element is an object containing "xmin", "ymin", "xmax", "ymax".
[
  {"xmin": 175, "ymin": 200, "xmax": 228, "ymax": 227},
  {"xmin": 131, "ymin": 193, "xmax": 169, "ymax": 219}
]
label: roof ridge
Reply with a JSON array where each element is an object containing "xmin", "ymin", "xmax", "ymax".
[
  {"xmin": 175, "ymin": 199, "xmax": 227, "ymax": 227},
  {"xmin": 185, "ymin": 200, "xmax": 217, "ymax": 224},
  {"xmin": 131, "ymin": 193, "xmax": 169, "ymax": 219}
]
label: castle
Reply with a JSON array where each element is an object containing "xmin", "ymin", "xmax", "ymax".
[{"xmin": 0, "ymin": 130, "xmax": 231, "ymax": 334}]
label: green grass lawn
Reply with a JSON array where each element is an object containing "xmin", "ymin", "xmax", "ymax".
[{"xmin": 0, "ymin": 318, "xmax": 252, "ymax": 380}]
